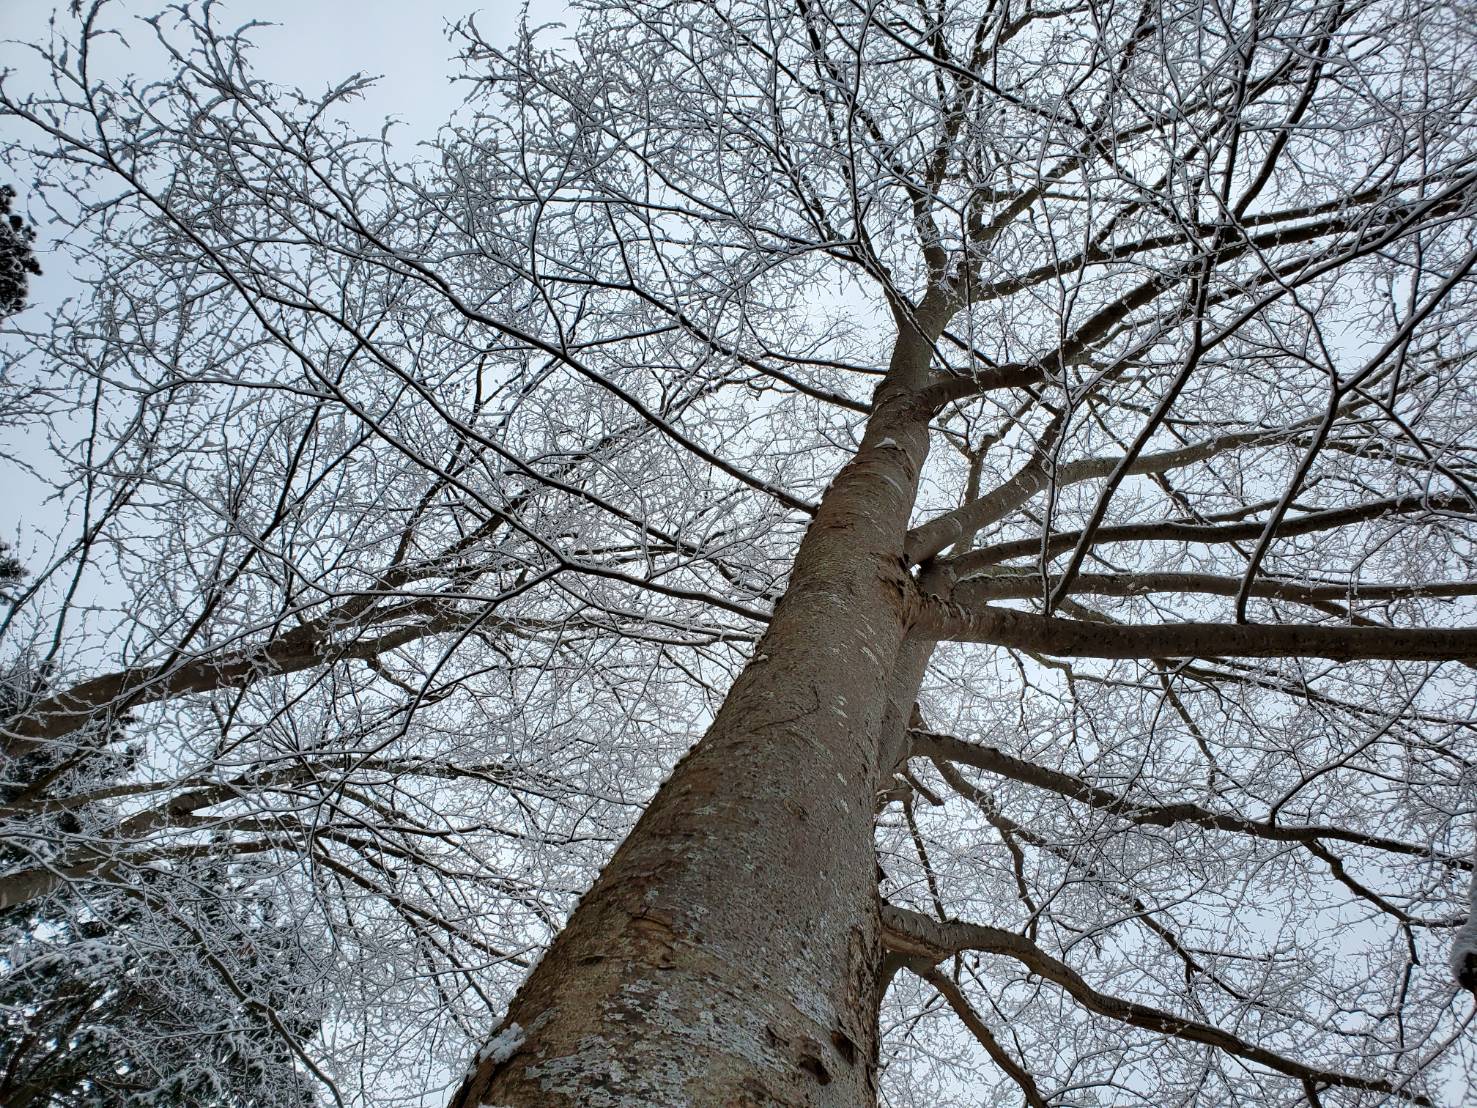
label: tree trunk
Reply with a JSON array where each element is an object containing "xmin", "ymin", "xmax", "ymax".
[{"xmin": 452, "ymin": 331, "xmax": 940, "ymax": 1106}]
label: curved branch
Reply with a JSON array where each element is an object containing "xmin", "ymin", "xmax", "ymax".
[
  {"xmin": 906, "ymin": 424, "xmax": 1295, "ymax": 566},
  {"xmin": 881, "ymin": 904, "xmax": 1433, "ymax": 1103},
  {"xmin": 909, "ymin": 961, "xmax": 1049, "ymax": 1108}
]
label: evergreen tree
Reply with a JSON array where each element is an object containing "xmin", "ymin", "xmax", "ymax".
[
  {"xmin": 0, "ymin": 658, "xmax": 322, "ymax": 1107},
  {"xmin": 0, "ymin": 186, "xmax": 41, "ymax": 319}
]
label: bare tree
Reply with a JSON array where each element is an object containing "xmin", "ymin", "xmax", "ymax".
[{"xmin": 4, "ymin": 0, "xmax": 1477, "ymax": 1103}]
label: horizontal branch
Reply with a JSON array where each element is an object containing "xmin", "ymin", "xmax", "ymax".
[
  {"xmin": 929, "ymin": 758, "xmax": 1262, "ymax": 1004},
  {"xmin": 950, "ymin": 569, "xmax": 1477, "ymax": 611},
  {"xmin": 955, "ymin": 494, "xmax": 1473, "ymax": 571},
  {"xmin": 0, "ymin": 609, "xmax": 467, "ymax": 760},
  {"xmin": 910, "ymin": 597, "xmax": 1477, "ymax": 663},
  {"xmin": 881, "ymin": 905, "xmax": 1431, "ymax": 1103},
  {"xmin": 0, "ymin": 838, "xmax": 281, "ymax": 913},
  {"xmin": 908, "ymin": 729, "xmax": 1467, "ymax": 869}
]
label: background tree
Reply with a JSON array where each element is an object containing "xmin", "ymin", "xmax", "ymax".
[
  {"xmin": 3, "ymin": 0, "xmax": 1477, "ymax": 1104},
  {"xmin": 0, "ymin": 542, "xmax": 25, "ymax": 601},
  {"xmin": 0, "ymin": 184, "xmax": 41, "ymax": 320},
  {"xmin": 0, "ymin": 558, "xmax": 324, "ymax": 1105}
]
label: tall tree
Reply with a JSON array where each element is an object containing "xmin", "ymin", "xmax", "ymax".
[{"xmin": 3, "ymin": 0, "xmax": 1477, "ymax": 1104}]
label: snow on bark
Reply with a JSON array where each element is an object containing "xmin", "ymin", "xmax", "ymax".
[{"xmin": 476, "ymin": 1023, "xmax": 525, "ymax": 1068}]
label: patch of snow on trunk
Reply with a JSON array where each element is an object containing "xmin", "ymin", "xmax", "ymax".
[{"xmin": 477, "ymin": 1022, "xmax": 526, "ymax": 1067}]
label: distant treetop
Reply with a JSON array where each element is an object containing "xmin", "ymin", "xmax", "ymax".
[{"xmin": 0, "ymin": 185, "xmax": 41, "ymax": 318}]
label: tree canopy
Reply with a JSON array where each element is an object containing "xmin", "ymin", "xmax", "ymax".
[{"xmin": 3, "ymin": 0, "xmax": 1477, "ymax": 1103}]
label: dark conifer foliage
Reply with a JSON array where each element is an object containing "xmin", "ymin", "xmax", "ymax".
[{"xmin": 0, "ymin": 186, "xmax": 41, "ymax": 319}]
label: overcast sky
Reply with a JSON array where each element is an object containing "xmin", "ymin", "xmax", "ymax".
[
  {"xmin": 0, "ymin": 1, "xmax": 572, "ymax": 624},
  {"xmin": 3, "ymin": 0, "xmax": 571, "ymax": 146},
  {"xmin": 1, "ymin": 0, "xmax": 573, "ymax": 305}
]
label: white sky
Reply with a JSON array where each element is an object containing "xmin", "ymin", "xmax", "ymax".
[
  {"xmin": 2, "ymin": 0, "xmax": 571, "ymax": 146},
  {"xmin": 0, "ymin": 0, "xmax": 572, "ymax": 636}
]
